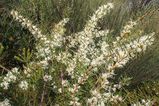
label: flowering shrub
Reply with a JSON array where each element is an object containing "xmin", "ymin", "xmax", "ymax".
[{"xmin": 0, "ymin": 2, "xmax": 157, "ymax": 106}]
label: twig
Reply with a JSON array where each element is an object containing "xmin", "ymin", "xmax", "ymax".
[
  {"xmin": 0, "ymin": 64, "xmax": 10, "ymax": 72},
  {"xmin": 137, "ymin": 8, "xmax": 159, "ymax": 22},
  {"xmin": 40, "ymin": 83, "xmax": 46, "ymax": 106}
]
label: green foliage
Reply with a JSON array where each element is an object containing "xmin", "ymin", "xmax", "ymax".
[
  {"xmin": 0, "ymin": 43, "xmax": 3, "ymax": 56},
  {"xmin": 14, "ymin": 48, "xmax": 32, "ymax": 64}
]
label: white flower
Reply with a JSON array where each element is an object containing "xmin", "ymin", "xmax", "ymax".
[
  {"xmin": 11, "ymin": 67, "xmax": 19, "ymax": 73},
  {"xmin": 0, "ymin": 99, "xmax": 11, "ymax": 106},
  {"xmin": 62, "ymin": 80, "xmax": 68, "ymax": 87},
  {"xmin": 91, "ymin": 90, "xmax": 102, "ymax": 99},
  {"xmin": 86, "ymin": 3, "xmax": 114, "ymax": 31},
  {"xmin": 98, "ymin": 101, "xmax": 105, "ymax": 106},
  {"xmin": 120, "ymin": 20, "xmax": 137, "ymax": 37},
  {"xmin": 107, "ymin": 3, "xmax": 114, "ymax": 9},
  {"xmin": 43, "ymin": 74, "xmax": 52, "ymax": 82},
  {"xmin": 0, "ymin": 69, "xmax": 18, "ymax": 90},
  {"xmin": 70, "ymin": 97, "xmax": 81, "ymax": 106},
  {"xmin": 132, "ymin": 99, "xmax": 152, "ymax": 106},
  {"xmin": 24, "ymin": 67, "xmax": 32, "ymax": 77},
  {"xmin": 58, "ymin": 88, "xmax": 62, "ymax": 93},
  {"xmin": 19, "ymin": 81, "xmax": 28, "ymax": 90},
  {"xmin": 6, "ymin": 72, "xmax": 17, "ymax": 82},
  {"xmin": 87, "ymin": 97, "xmax": 98, "ymax": 106},
  {"xmin": 68, "ymin": 88, "xmax": 74, "ymax": 93},
  {"xmin": 0, "ymin": 81, "xmax": 9, "ymax": 90}
]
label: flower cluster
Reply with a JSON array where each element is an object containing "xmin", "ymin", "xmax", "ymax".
[
  {"xmin": 87, "ymin": 89, "xmax": 122, "ymax": 106},
  {"xmin": 18, "ymin": 80, "xmax": 28, "ymax": 90},
  {"xmin": 43, "ymin": 74, "xmax": 52, "ymax": 82},
  {"xmin": 85, "ymin": 3, "xmax": 113, "ymax": 32},
  {"xmin": 24, "ymin": 67, "xmax": 32, "ymax": 77},
  {"xmin": 0, "ymin": 99, "xmax": 11, "ymax": 106},
  {"xmin": 10, "ymin": 10, "xmax": 50, "ymax": 69},
  {"xmin": 86, "ymin": 33, "xmax": 154, "ymax": 105},
  {"xmin": 132, "ymin": 99, "xmax": 153, "ymax": 106},
  {"xmin": 51, "ymin": 18, "xmax": 69, "ymax": 47},
  {"xmin": 65, "ymin": 3, "xmax": 113, "ymax": 77},
  {"xmin": 10, "ymin": 10, "xmax": 70, "ymax": 70},
  {"xmin": 69, "ymin": 97, "xmax": 81, "ymax": 106},
  {"xmin": 120, "ymin": 20, "xmax": 137, "ymax": 38},
  {"xmin": 87, "ymin": 73, "xmax": 123, "ymax": 105},
  {"xmin": 10, "ymin": 10, "xmax": 43, "ymax": 39},
  {"xmin": 0, "ymin": 68, "xmax": 19, "ymax": 90}
]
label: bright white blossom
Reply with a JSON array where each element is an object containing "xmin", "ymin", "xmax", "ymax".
[
  {"xmin": 24, "ymin": 67, "xmax": 31, "ymax": 77},
  {"xmin": 120, "ymin": 20, "xmax": 137, "ymax": 38},
  {"xmin": 10, "ymin": 10, "xmax": 70, "ymax": 69},
  {"xmin": 62, "ymin": 79, "xmax": 69, "ymax": 87},
  {"xmin": 66, "ymin": 3, "xmax": 114, "ymax": 76},
  {"xmin": 51, "ymin": 18, "xmax": 69, "ymax": 47},
  {"xmin": 43, "ymin": 74, "xmax": 52, "ymax": 82},
  {"xmin": 19, "ymin": 80, "xmax": 28, "ymax": 90},
  {"xmin": 0, "ymin": 81, "xmax": 9, "ymax": 90},
  {"xmin": 69, "ymin": 97, "xmax": 81, "ymax": 106},
  {"xmin": 0, "ymin": 68, "xmax": 19, "ymax": 90},
  {"xmin": 10, "ymin": 10, "xmax": 43, "ymax": 39},
  {"xmin": 58, "ymin": 88, "xmax": 62, "ymax": 93},
  {"xmin": 132, "ymin": 99, "xmax": 152, "ymax": 106},
  {"xmin": 0, "ymin": 99, "xmax": 11, "ymax": 106}
]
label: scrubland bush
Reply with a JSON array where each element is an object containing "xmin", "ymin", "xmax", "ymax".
[{"xmin": 0, "ymin": 0, "xmax": 159, "ymax": 106}]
